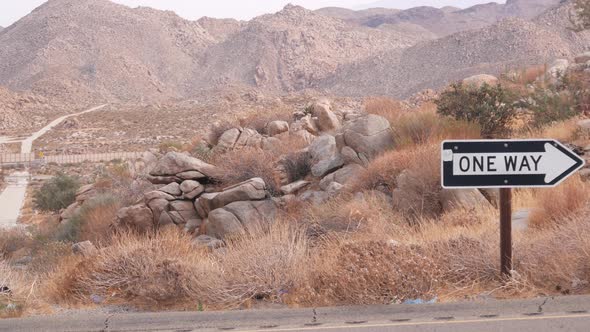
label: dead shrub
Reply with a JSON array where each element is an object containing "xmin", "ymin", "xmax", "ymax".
[
  {"xmin": 46, "ymin": 224, "xmax": 308, "ymax": 310},
  {"xmin": 77, "ymin": 195, "xmax": 121, "ymax": 244},
  {"xmin": 390, "ymin": 144, "xmax": 442, "ymax": 219},
  {"xmin": 0, "ymin": 261, "xmax": 31, "ymax": 318},
  {"xmin": 517, "ymin": 210, "xmax": 590, "ymax": 294},
  {"xmin": 528, "ymin": 176, "xmax": 590, "ymax": 229},
  {"xmin": 301, "ymin": 240, "xmax": 441, "ymax": 305},
  {"xmin": 393, "ymin": 104, "xmax": 481, "ymax": 147},
  {"xmin": 0, "ymin": 229, "xmax": 32, "ymax": 260},
  {"xmin": 214, "ymin": 222, "xmax": 308, "ymax": 307},
  {"xmin": 279, "ymin": 151, "xmax": 312, "ymax": 184},
  {"xmin": 45, "ymin": 229, "xmax": 214, "ymax": 308},
  {"xmin": 214, "ymin": 147, "xmax": 281, "ymax": 195},
  {"xmin": 301, "ymin": 193, "xmax": 402, "ymax": 239}
]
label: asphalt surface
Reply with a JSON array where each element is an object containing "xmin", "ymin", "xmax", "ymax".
[
  {"xmin": 2, "ymin": 295, "xmax": 590, "ymax": 331},
  {"xmin": 0, "ymin": 171, "xmax": 29, "ymax": 228}
]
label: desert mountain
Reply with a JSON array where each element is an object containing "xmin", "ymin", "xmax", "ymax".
[
  {"xmin": 0, "ymin": 0, "xmax": 215, "ymax": 103},
  {"xmin": 193, "ymin": 4, "xmax": 425, "ymax": 92},
  {"xmin": 320, "ymin": 7, "xmax": 586, "ymax": 99},
  {"xmin": 319, "ymin": 0, "xmax": 563, "ymax": 37},
  {"xmin": 0, "ymin": 0, "xmax": 585, "ymax": 104}
]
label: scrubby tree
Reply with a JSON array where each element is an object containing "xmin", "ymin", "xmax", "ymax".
[
  {"xmin": 570, "ymin": 0, "xmax": 590, "ymax": 31},
  {"xmin": 33, "ymin": 174, "xmax": 80, "ymax": 212},
  {"xmin": 435, "ymin": 83, "xmax": 518, "ymax": 138}
]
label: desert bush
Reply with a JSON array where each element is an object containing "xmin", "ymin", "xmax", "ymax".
[
  {"xmin": 300, "ymin": 193, "xmax": 403, "ymax": 239},
  {"xmin": 504, "ymin": 65, "xmax": 548, "ymax": 86},
  {"xmin": 33, "ymin": 174, "xmax": 80, "ymax": 212},
  {"xmin": 214, "ymin": 222, "xmax": 308, "ymax": 306},
  {"xmin": 436, "ymin": 82, "xmax": 519, "ymax": 138},
  {"xmin": 46, "ymin": 229, "xmax": 212, "ymax": 307},
  {"xmin": 571, "ymin": 0, "xmax": 590, "ymax": 31},
  {"xmin": 0, "ymin": 261, "xmax": 30, "ymax": 318},
  {"xmin": 390, "ymin": 144, "xmax": 441, "ymax": 220},
  {"xmin": 528, "ymin": 176, "xmax": 590, "ymax": 229},
  {"xmin": 47, "ymin": 223, "xmax": 307, "ymax": 309},
  {"xmin": 0, "ymin": 229, "xmax": 32, "ymax": 260},
  {"xmin": 522, "ymin": 71, "xmax": 590, "ymax": 127},
  {"xmin": 302, "ymin": 240, "xmax": 441, "ymax": 305},
  {"xmin": 158, "ymin": 140, "xmax": 184, "ymax": 153},
  {"xmin": 279, "ymin": 151, "xmax": 312, "ymax": 183},
  {"xmin": 365, "ymin": 97, "xmax": 404, "ymax": 125},
  {"xmin": 523, "ymin": 88, "xmax": 579, "ymax": 127},
  {"xmin": 393, "ymin": 104, "xmax": 481, "ymax": 147},
  {"xmin": 51, "ymin": 194, "xmax": 119, "ymax": 244},
  {"xmin": 517, "ymin": 211, "xmax": 590, "ymax": 294},
  {"xmin": 214, "ymin": 147, "xmax": 281, "ymax": 195}
]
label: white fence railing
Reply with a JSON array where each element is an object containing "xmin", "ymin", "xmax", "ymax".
[{"xmin": 0, "ymin": 152, "xmax": 144, "ymax": 166}]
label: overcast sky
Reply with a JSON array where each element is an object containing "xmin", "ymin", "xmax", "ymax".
[{"xmin": 0, "ymin": 0, "xmax": 504, "ymax": 27}]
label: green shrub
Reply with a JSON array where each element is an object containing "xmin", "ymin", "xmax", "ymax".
[
  {"xmin": 571, "ymin": 0, "xmax": 590, "ymax": 31},
  {"xmin": 523, "ymin": 72, "xmax": 590, "ymax": 127},
  {"xmin": 436, "ymin": 83, "xmax": 519, "ymax": 138},
  {"xmin": 33, "ymin": 174, "xmax": 80, "ymax": 212}
]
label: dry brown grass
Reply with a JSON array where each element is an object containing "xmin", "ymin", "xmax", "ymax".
[
  {"xmin": 0, "ymin": 229, "xmax": 32, "ymax": 260},
  {"xmin": 393, "ymin": 103, "xmax": 481, "ymax": 147},
  {"xmin": 76, "ymin": 195, "xmax": 121, "ymax": 244},
  {"xmin": 46, "ymin": 223, "xmax": 308, "ymax": 310},
  {"xmin": 298, "ymin": 240, "xmax": 441, "ymax": 305},
  {"xmin": 299, "ymin": 192, "xmax": 404, "ymax": 239},
  {"xmin": 528, "ymin": 176, "xmax": 590, "ymax": 229},
  {"xmin": 0, "ymin": 260, "xmax": 37, "ymax": 318},
  {"xmin": 517, "ymin": 210, "xmax": 590, "ymax": 294},
  {"xmin": 214, "ymin": 147, "xmax": 281, "ymax": 195},
  {"xmin": 213, "ymin": 136, "xmax": 309, "ymax": 196},
  {"xmin": 364, "ymin": 96, "xmax": 405, "ymax": 125}
]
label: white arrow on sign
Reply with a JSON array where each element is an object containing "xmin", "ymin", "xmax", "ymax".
[{"xmin": 443, "ymin": 143, "xmax": 579, "ymax": 184}]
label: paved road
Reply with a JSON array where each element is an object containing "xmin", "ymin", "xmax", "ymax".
[
  {"xmin": 0, "ymin": 104, "xmax": 107, "ymax": 228},
  {"xmin": 0, "ymin": 172, "xmax": 29, "ymax": 228},
  {"xmin": 20, "ymin": 104, "xmax": 107, "ymax": 154},
  {"xmin": 2, "ymin": 295, "xmax": 590, "ymax": 331}
]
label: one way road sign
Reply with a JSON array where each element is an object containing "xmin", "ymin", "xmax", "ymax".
[{"xmin": 441, "ymin": 139, "xmax": 585, "ymax": 188}]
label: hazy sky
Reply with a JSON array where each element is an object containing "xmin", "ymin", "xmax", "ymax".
[{"xmin": 0, "ymin": 0, "xmax": 503, "ymax": 27}]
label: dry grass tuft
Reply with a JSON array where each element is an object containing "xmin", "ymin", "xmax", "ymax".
[
  {"xmin": 364, "ymin": 97, "xmax": 405, "ymax": 125},
  {"xmin": 46, "ymin": 223, "xmax": 308, "ymax": 310},
  {"xmin": 517, "ymin": 209, "xmax": 590, "ymax": 294},
  {"xmin": 214, "ymin": 147, "xmax": 281, "ymax": 195},
  {"xmin": 528, "ymin": 176, "xmax": 590, "ymax": 229},
  {"xmin": 0, "ymin": 261, "xmax": 35, "ymax": 318},
  {"xmin": 0, "ymin": 229, "xmax": 32, "ymax": 260},
  {"xmin": 390, "ymin": 144, "xmax": 442, "ymax": 219},
  {"xmin": 300, "ymin": 240, "xmax": 441, "ymax": 305}
]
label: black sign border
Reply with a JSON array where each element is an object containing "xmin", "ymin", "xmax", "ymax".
[{"xmin": 441, "ymin": 139, "xmax": 586, "ymax": 189}]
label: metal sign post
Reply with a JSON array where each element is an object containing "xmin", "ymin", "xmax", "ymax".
[{"xmin": 441, "ymin": 139, "xmax": 585, "ymax": 277}]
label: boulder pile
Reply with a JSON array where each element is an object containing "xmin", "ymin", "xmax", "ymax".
[{"xmin": 116, "ymin": 152, "xmax": 278, "ymax": 244}]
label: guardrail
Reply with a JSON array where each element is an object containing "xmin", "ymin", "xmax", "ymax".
[{"xmin": 0, "ymin": 152, "xmax": 144, "ymax": 167}]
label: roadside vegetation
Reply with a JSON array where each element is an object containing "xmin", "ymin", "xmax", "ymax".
[
  {"xmin": 33, "ymin": 174, "xmax": 80, "ymax": 212},
  {"xmin": 1, "ymin": 68, "xmax": 590, "ymax": 317}
]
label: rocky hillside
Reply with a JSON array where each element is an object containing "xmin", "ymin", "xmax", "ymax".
[
  {"xmin": 0, "ymin": 87, "xmax": 64, "ymax": 135},
  {"xmin": 193, "ymin": 4, "xmax": 423, "ymax": 92},
  {"xmin": 0, "ymin": 0, "xmax": 585, "ymax": 104},
  {"xmin": 0, "ymin": 0, "xmax": 215, "ymax": 103},
  {"xmin": 319, "ymin": 0, "xmax": 563, "ymax": 37},
  {"xmin": 320, "ymin": 14, "xmax": 580, "ymax": 98}
]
